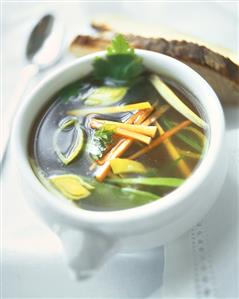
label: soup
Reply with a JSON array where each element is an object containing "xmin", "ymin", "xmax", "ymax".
[{"xmin": 29, "ymin": 35, "xmax": 208, "ymax": 211}]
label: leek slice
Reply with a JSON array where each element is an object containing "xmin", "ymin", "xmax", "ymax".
[
  {"xmin": 53, "ymin": 118, "xmax": 84, "ymax": 165},
  {"xmin": 108, "ymin": 177, "xmax": 184, "ymax": 187},
  {"xmin": 49, "ymin": 174, "xmax": 94, "ymax": 200},
  {"xmin": 150, "ymin": 74, "xmax": 207, "ymax": 129},
  {"xmin": 110, "ymin": 158, "xmax": 146, "ymax": 174},
  {"xmin": 85, "ymin": 86, "xmax": 128, "ymax": 106},
  {"xmin": 68, "ymin": 102, "xmax": 152, "ymax": 116},
  {"xmin": 58, "ymin": 116, "xmax": 78, "ymax": 129}
]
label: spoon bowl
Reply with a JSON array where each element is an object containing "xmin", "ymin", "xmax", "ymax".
[
  {"xmin": 1, "ymin": 13, "xmax": 64, "ymax": 165},
  {"xmin": 26, "ymin": 14, "xmax": 64, "ymax": 70}
]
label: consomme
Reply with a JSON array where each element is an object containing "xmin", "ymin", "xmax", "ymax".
[{"xmin": 29, "ymin": 72, "xmax": 208, "ymax": 211}]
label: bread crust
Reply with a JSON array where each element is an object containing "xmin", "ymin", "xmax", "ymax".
[{"xmin": 70, "ymin": 34, "xmax": 239, "ymax": 105}]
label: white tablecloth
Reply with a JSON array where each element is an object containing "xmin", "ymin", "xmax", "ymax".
[{"xmin": 1, "ymin": 2, "xmax": 238, "ymax": 298}]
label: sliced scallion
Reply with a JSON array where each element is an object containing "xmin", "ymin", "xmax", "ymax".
[{"xmin": 85, "ymin": 86, "xmax": 128, "ymax": 106}]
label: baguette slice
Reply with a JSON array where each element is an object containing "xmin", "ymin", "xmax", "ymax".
[{"xmin": 69, "ymin": 22, "xmax": 239, "ymax": 106}]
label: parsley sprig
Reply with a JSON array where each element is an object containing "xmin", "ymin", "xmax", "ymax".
[
  {"xmin": 93, "ymin": 34, "xmax": 144, "ymax": 84},
  {"xmin": 88, "ymin": 126, "xmax": 114, "ymax": 160}
]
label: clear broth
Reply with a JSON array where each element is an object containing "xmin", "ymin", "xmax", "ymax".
[{"xmin": 29, "ymin": 73, "xmax": 207, "ymax": 211}]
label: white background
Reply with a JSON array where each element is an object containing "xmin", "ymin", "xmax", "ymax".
[{"xmin": 1, "ymin": 1, "xmax": 239, "ymax": 298}]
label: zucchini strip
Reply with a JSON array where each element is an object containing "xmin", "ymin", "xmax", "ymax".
[
  {"xmin": 92, "ymin": 119, "xmax": 157, "ymax": 137},
  {"xmin": 156, "ymin": 121, "xmax": 191, "ymax": 177},
  {"xmin": 108, "ymin": 177, "xmax": 184, "ymax": 187},
  {"xmin": 68, "ymin": 102, "xmax": 152, "ymax": 116},
  {"xmin": 150, "ymin": 74, "xmax": 207, "ymax": 129}
]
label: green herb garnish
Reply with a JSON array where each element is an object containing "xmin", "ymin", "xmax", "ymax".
[
  {"xmin": 93, "ymin": 34, "xmax": 144, "ymax": 84},
  {"xmin": 88, "ymin": 126, "xmax": 114, "ymax": 160}
]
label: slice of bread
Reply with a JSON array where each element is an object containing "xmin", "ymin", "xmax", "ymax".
[{"xmin": 69, "ymin": 17, "xmax": 239, "ymax": 105}]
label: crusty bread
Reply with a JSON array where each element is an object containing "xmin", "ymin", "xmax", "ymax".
[{"xmin": 69, "ymin": 20, "xmax": 239, "ymax": 106}]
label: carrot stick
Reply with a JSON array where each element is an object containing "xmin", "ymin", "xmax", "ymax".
[
  {"xmin": 92, "ymin": 119, "xmax": 157, "ymax": 137},
  {"xmin": 91, "ymin": 120, "xmax": 152, "ymax": 144},
  {"xmin": 114, "ymin": 128, "xmax": 151, "ymax": 144},
  {"xmin": 131, "ymin": 108, "xmax": 154, "ymax": 124},
  {"xmin": 96, "ymin": 109, "xmax": 153, "ymax": 165},
  {"xmin": 128, "ymin": 120, "xmax": 192, "ymax": 160},
  {"xmin": 155, "ymin": 121, "xmax": 191, "ymax": 177},
  {"xmin": 95, "ymin": 139, "xmax": 132, "ymax": 181},
  {"xmin": 95, "ymin": 109, "xmax": 153, "ymax": 181},
  {"xmin": 143, "ymin": 105, "xmax": 170, "ymax": 126}
]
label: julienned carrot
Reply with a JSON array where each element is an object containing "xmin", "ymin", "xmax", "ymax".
[
  {"xmin": 155, "ymin": 121, "xmax": 191, "ymax": 178},
  {"xmin": 91, "ymin": 120, "xmax": 152, "ymax": 144},
  {"xmin": 128, "ymin": 108, "xmax": 153, "ymax": 125},
  {"xmin": 92, "ymin": 119, "xmax": 157, "ymax": 137},
  {"xmin": 90, "ymin": 109, "xmax": 151, "ymax": 168},
  {"xmin": 95, "ymin": 139, "xmax": 132, "ymax": 181},
  {"xmin": 143, "ymin": 104, "xmax": 170, "ymax": 126},
  {"xmin": 95, "ymin": 109, "xmax": 153, "ymax": 181},
  {"xmin": 128, "ymin": 120, "xmax": 192, "ymax": 160},
  {"xmin": 114, "ymin": 128, "xmax": 151, "ymax": 144},
  {"xmin": 97, "ymin": 109, "xmax": 153, "ymax": 165}
]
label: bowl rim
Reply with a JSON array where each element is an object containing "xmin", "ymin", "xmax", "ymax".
[{"xmin": 11, "ymin": 49, "xmax": 225, "ymax": 226}]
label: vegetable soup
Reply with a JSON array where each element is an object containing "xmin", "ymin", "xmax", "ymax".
[{"xmin": 29, "ymin": 35, "xmax": 208, "ymax": 211}]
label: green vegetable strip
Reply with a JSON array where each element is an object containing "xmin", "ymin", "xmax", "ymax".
[
  {"xmin": 150, "ymin": 74, "xmax": 207, "ymax": 129},
  {"xmin": 108, "ymin": 177, "xmax": 184, "ymax": 187},
  {"xmin": 83, "ymin": 179, "xmax": 160, "ymax": 206},
  {"xmin": 162, "ymin": 118, "xmax": 202, "ymax": 153},
  {"xmin": 68, "ymin": 102, "xmax": 152, "ymax": 116},
  {"xmin": 122, "ymin": 188, "xmax": 159, "ymax": 200}
]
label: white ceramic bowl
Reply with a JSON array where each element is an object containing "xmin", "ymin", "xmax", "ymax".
[{"xmin": 11, "ymin": 50, "xmax": 228, "ymax": 280}]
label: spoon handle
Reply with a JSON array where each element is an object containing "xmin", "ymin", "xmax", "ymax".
[{"xmin": 1, "ymin": 64, "xmax": 38, "ymax": 168}]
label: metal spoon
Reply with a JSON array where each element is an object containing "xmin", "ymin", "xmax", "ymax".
[{"xmin": 1, "ymin": 14, "xmax": 64, "ymax": 166}]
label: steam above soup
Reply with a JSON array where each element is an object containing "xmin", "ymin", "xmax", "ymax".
[{"xmin": 29, "ymin": 35, "xmax": 208, "ymax": 211}]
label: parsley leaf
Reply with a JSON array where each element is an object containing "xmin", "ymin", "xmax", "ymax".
[
  {"xmin": 87, "ymin": 126, "xmax": 114, "ymax": 160},
  {"xmin": 107, "ymin": 34, "xmax": 134, "ymax": 55},
  {"xmin": 92, "ymin": 34, "xmax": 144, "ymax": 84}
]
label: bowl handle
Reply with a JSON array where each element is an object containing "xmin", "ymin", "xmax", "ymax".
[{"xmin": 58, "ymin": 228, "xmax": 117, "ymax": 280}]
